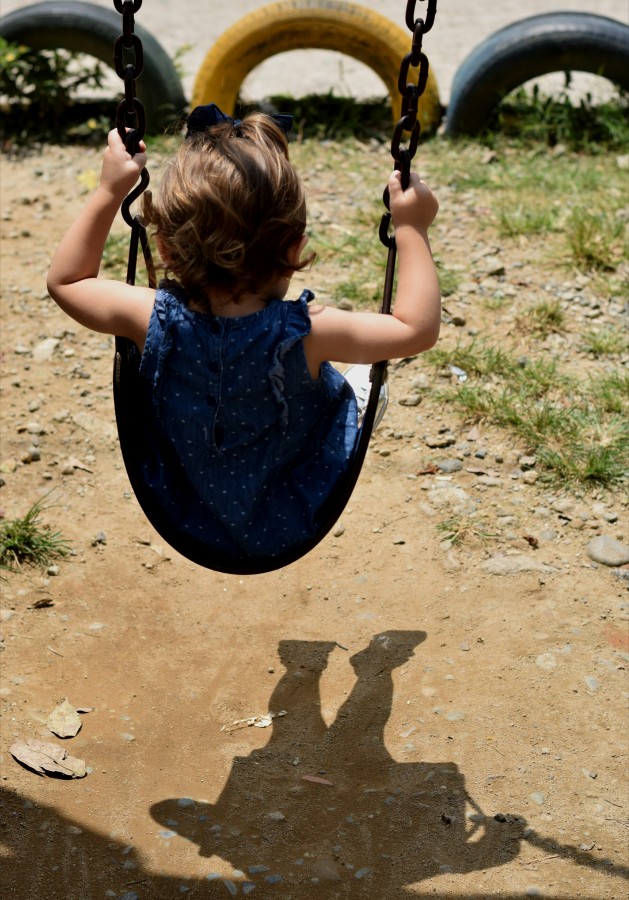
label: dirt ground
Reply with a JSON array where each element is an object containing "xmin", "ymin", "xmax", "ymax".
[{"xmin": 1, "ymin": 136, "xmax": 628, "ymax": 900}]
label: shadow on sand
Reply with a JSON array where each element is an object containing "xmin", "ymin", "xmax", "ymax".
[{"xmin": 3, "ymin": 632, "xmax": 627, "ymax": 898}]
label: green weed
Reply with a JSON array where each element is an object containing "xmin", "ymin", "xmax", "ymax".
[
  {"xmin": 580, "ymin": 327, "xmax": 627, "ymax": 357},
  {"xmin": 588, "ymin": 371, "xmax": 629, "ymax": 414},
  {"xmin": 436, "ymin": 515, "xmax": 496, "ymax": 547},
  {"xmin": 565, "ymin": 208, "xmax": 624, "ymax": 271},
  {"xmin": 0, "ymin": 496, "xmax": 71, "ymax": 572},
  {"xmin": 0, "ymin": 38, "xmax": 107, "ymax": 141},
  {"xmin": 516, "ymin": 300, "xmax": 566, "ymax": 337},
  {"xmin": 497, "ymin": 199, "xmax": 557, "ymax": 237},
  {"xmin": 425, "ymin": 340, "xmax": 518, "ymax": 378},
  {"xmin": 102, "ymin": 233, "xmax": 132, "ymax": 280},
  {"xmin": 436, "ymin": 261, "xmax": 461, "ymax": 297},
  {"xmin": 484, "ymin": 81, "xmax": 629, "ymax": 152}
]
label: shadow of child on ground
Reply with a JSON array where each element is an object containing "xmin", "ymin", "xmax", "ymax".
[
  {"xmin": 150, "ymin": 631, "xmax": 531, "ymax": 895},
  {"xmin": 3, "ymin": 633, "xmax": 626, "ymax": 897}
]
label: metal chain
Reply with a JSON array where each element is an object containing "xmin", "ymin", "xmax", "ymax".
[
  {"xmin": 379, "ymin": 0, "xmax": 438, "ymax": 305},
  {"xmin": 112, "ymin": 0, "xmax": 154, "ymax": 287},
  {"xmin": 356, "ymin": 0, "xmax": 438, "ymax": 429}
]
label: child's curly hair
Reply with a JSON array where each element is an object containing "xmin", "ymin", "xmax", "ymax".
[{"xmin": 144, "ymin": 113, "xmax": 313, "ymax": 309}]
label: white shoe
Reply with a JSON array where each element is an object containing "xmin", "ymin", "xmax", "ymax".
[{"xmin": 343, "ymin": 364, "xmax": 388, "ymax": 430}]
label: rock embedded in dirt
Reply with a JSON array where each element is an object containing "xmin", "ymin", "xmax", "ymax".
[
  {"xmin": 425, "ymin": 433, "xmax": 456, "ymax": 449},
  {"xmin": 481, "ymin": 555, "xmax": 559, "ymax": 576},
  {"xmin": 32, "ymin": 338, "xmax": 60, "ymax": 362},
  {"xmin": 398, "ymin": 393, "xmax": 422, "ymax": 407},
  {"xmin": 436, "ymin": 459, "xmax": 463, "ymax": 473},
  {"xmin": 586, "ymin": 535, "xmax": 629, "ymax": 567}
]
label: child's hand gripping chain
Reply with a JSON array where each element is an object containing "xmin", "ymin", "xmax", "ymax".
[{"xmin": 47, "ymin": 130, "xmax": 153, "ymax": 350}]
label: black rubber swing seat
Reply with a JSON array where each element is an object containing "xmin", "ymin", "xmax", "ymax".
[{"xmin": 113, "ymin": 336, "xmax": 387, "ymax": 574}]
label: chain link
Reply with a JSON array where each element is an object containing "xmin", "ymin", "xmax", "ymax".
[
  {"xmin": 112, "ymin": 0, "xmax": 154, "ymax": 286},
  {"xmin": 379, "ymin": 0, "xmax": 437, "ymax": 300},
  {"xmin": 114, "ymin": 0, "xmax": 146, "ymax": 157}
]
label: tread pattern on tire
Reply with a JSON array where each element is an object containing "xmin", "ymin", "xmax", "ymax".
[
  {"xmin": 191, "ymin": 0, "xmax": 441, "ymax": 129},
  {"xmin": 0, "ymin": 0, "xmax": 186, "ymax": 131},
  {"xmin": 446, "ymin": 12, "xmax": 629, "ymax": 136}
]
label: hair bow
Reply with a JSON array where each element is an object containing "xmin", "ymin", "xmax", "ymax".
[{"xmin": 185, "ymin": 103, "xmax": 293, "ymax": 139}]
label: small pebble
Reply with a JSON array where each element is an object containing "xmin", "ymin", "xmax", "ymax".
[
  {"xmin": 437, "ymin": 459, "xmax": 463, "ymax": 473},
  {"xmin": 398, "ymin": 393, "xmax": 422, "ymax": 407},
  {"xmin": 267, "ymin": 811, "xmax": 285, "ymax": 822}
]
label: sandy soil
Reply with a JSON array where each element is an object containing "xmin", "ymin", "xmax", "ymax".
[{"xmin": 1, "ymin": 129, "xmax": 628, "ymax": 900}]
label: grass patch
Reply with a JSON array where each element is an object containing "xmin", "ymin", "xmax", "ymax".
[
  {"xmin": 435, "ymin": 260, "xmax": 461, "ymax": 297},
  {"xmin": 238, "ymin": 93, "xmax": 393, "ymax": 142},
  {"xmin": 565, "ymin": 208, "xmax": 625, "ymax": 271},
  {"xmin": 0, "ymin": 496, "xmax": 71, "ymax": 572},
  {"xmin": 102, "ymin": 233, "xmax": 131, "ymax": 279},
  {"xmin": 516, "ymin": 300, "xmax": 567, "ymax": 337},
  {"xmin": 497, "ymin": 202, "xmax": 558, "ymax": 238},
  {"xmin": 436, "ymin": 515, "xmax": 497, "ymax": 547},
  {"xmin": 580, "ymin": 327, "xmax": 627, "ymax": 358},
  {"xmin": 426, "ymin": 340, "xmax": 628, "ymax": 489},
  {"xmin": 425, "ymin": 339, "xmax": 519, "ymax": 379},
  {"xmin": 484, "ymin": 82, "xmax": 629, "ymax": 152}
]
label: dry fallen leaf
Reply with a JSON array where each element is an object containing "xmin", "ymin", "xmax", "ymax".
[
  {"xmin": 47, "ymin": 698, "xmax": 82, "ymax": 738},
  {"xmin": 302, "ymin": 774, "xmax": 334, "ymax": 786},
  {"xmin": 10, "ymin": 738, "xmax": 87, "ymax": 778},
  {"xmin": 221, "ymin": 710, "xmax": 287, "ymax": 733},
  {"xmin": 30, "ymin": 598, "xmax": 55, "ymax": 609}
]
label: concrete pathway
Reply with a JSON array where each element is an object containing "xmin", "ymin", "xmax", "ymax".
[{"xmin": 2, "ymin": 0, "xmax": 627, "ymax": 104}]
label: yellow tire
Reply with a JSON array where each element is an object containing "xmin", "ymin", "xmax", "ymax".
[{"xmin": 192, "ymin": 0, "xmax": 441, "ymax": 130}]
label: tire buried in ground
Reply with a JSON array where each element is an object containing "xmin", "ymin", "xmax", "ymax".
[
  {"xmin": 192, "ymin": 0, "xmax": 441, "ymax": 130},
  {"xmin": 0, "ymin": 0, "xmax": 186, "ymax": 132},
  {"xmin": 446, "ymin": 12, "xmax": 629, "ymax": 137}
]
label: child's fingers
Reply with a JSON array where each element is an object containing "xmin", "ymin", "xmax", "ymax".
[{"xmin": 107, "ymin": 128, "xmax": 147, "ymax": 161}]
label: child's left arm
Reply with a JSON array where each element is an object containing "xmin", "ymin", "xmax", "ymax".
[{"xmin": 47, "ymin": 130, "xmax": 155, "ymax": 350}]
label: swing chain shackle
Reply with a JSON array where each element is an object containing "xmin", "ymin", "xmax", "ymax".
[{"xmin": 379, "ymin": 0, "xmax": 437, "ymax": 311}]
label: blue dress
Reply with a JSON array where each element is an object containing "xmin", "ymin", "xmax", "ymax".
[{"xmin": 138, "ymin": 283, "xmax": 359, "ymax": 559}]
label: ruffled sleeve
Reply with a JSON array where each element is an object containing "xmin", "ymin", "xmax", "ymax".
[
  {"xmin": 138, "ymin": 287, "xmax": 180, "ymax": 414},
  {"xmin": 268, "ymin": 290, "xmax": 315, "ymax": 426}
]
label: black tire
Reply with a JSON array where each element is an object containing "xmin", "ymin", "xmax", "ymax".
[
  {"xmin": 446, "ymin": 12, "xmax": 629, "ymax": 137},
  {"xmin": 0, "ymin": 0, "xmax": 186, "ymax": 131}
]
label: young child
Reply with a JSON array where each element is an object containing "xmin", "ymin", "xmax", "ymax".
[{"xmin": 47, "ymin": 106, "xmax": 440, "ymax": 560}]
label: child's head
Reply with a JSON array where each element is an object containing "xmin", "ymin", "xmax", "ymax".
[{"xmin": 145, "ymin": 112, "xmax": 312, "ymax": 307}]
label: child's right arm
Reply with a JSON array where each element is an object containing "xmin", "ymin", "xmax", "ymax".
[
  {"xmin": 304, "ymin": 170, "xmax": 441, "ymax": 375},
  {"xmin": 47, "ymin": 130, "xmax": 155, "ymax": 351}
]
